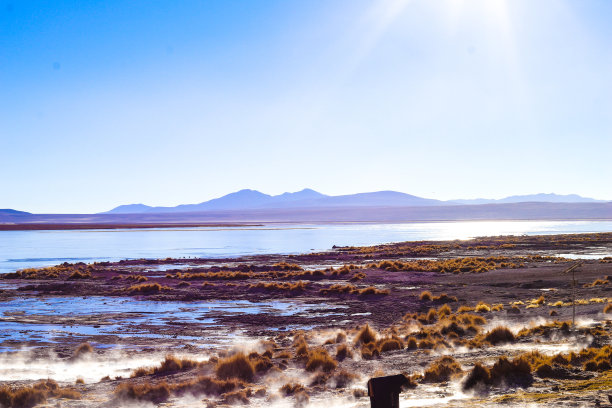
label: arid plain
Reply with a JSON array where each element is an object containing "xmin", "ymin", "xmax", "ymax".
[{"xmin": 1, "ymin": 233, "xmax": 612, "ymax": 407}]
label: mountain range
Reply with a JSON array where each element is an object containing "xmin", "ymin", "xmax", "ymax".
[{"xmin": 103, "ymin": 189, "xmax": 606, "ymax": 214}]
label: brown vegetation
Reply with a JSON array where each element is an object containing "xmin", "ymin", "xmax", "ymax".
[
  {"xmin": 215, "ymin": 353, "xmax": 255, "ymax": 382},
  {"xmin": 354, "ymin": 324, "xmax": 377, "ymax": 345},
  {"xmin": 128, "ymin": 282, "xmax": 170, "ymax": 294},
  {"xmin": 131, "ymin": 355, "xmax": 201, "ymax": 377},
  {"xmin": 305, "ymin": 349, "xmax": 337, "ymax": 372},
  {"xmin": 422, "ymin": 356, "xmax": 462, "ymax": 383},
  {"xmin": 0, "ymin": 380, "xmax": 81, "ymax": 408},
  {"xmin": 463, "ymin": 356, "xmax": 533, "ymax": 390},
  {"xmin": 483, "ymin": 326, "xmax": 516, "ymax": 345},
  {"xmin": 114, "ymin": 382, "xmax": 171, "ymax": 404},
  {"xmin": 73, "ymin": 342, "xmax": 93, "ymax": 359}
]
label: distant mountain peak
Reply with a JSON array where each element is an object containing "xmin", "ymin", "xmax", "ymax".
[
  {"xmin": 450, "ymin": 193, "xmax": 603, "ymax": 205},
  {"xmin": 0, "ymin": 209, "xmax": 31, "ymax": 215},
  {"xmin": 101, "ymin": 190, "xmax": 606, "ymax": 215}
]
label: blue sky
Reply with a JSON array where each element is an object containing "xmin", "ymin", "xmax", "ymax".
[{"xmin": 1, "ymin": 0, "xmax": 611, "ymax": 213}]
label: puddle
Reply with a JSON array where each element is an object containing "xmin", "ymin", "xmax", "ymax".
[
  {"xmin": 146, "ymin": 264, "xmax": 200, "ymax": 271},
  {"xmin": 0, "ymin": 297, "xmax": 345, "ymax": 347},
  {"xmin": 558, "ymin": 253, "xmax": 612, "ymax": 260}
]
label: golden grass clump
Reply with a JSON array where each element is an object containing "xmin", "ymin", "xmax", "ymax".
[
  {"xmin": 517, "ymin": 320, "xmax": 571, "ymax": 338},
  {"xmin": 293, "ymin": 334, "xmax": 310, "ymax": 357},
  {"xmin": 483, "ymin": 326, "xmax": 516, "ymax": 345},
  {"xmin": 378, "ymin": 337, "xmax": 404, "ymax": 353},
  {"xmin": 123, "ymin": 274, "xmax": 148, "ymax": 282},
  {"xmin": 349, "ymin": 272, "xmax": 367, "ymax": 281},
  {"xmin": 406, "ymin": 336, "xmax": 418, "ymax": 350},
  {"xmin": 335, "ymin": 344, "xmax": 353, "ymax": 361},
  {"xmin": 73, "ymin": 342, "xmax": 93, "ymax": 359},
  {"xmin": 360, "ymin": 342, "xmax": 380, "ymax": 360},
  {"xmin": 422, "ymin": 356, "xmax": 462, "ymax": 383},
  {"xmin": 604, "ymin": 303, "xmax": 612, "ymax": 314},
  {"xmin": 215, "ymin": 353, "xmax": 255, "ymax": 382},
  {"xmin": 462, "ymin": 356, "xmax": 533, "ymax": 391},
  {"xmin": 280, "ymin": 383, "xmax": 305, "ymax": 396},
  {"xmin": 171, "ymin": 375, "xmax": 244, "ymax": 397},
  {"xmin": 354, "ymin": 324, "xmax": 377, "ymax": 345},
  {"xmin": 583, "ymin": 278, "xmax": 609, "ymax": 288},
  {"xmin": 0, "ymin": 379, "xmax": 81, "ymax": 408},
  {"xmin": 357, "ymin": 286, "xmax": 390, "ymax": 296},
  {"xmin": 132, "ymin": 355, "xmax": 200, "ymax": 377},
  {"xmin": 248, "ymin": 352, "xmax": 273, "ymax": 373},
  {"xmin": 128, "ymin": 282, "xmax": 169, "ymax": 294},
  {"xmin": 67, "ymin": 270, "xmax": 92, "ymax": 280},
  {"xmin": 419, "ymin": 290, "xmax": 433, "ymax": 301},
  {"xmin": 438, "ymin": 304, "xmax": 452, "ymax": 317},
  {"xmin": 474, "ymin": 302, "xmax": 491, "ymax": 313},
  {"xmin": 305, "ymin": 349, "xmax": 337, "ymax": 372},
  {"xmin": 319, "ymin": 284, "xmax": 389, "ymax": 296},
  {"xmin": 220, "ymin": 389, "xmax": 250, "ymax": 404},
  {"xmin": 272, "ymin": 262, "xmax": 303, "ymax": 271},
  {"xmin": 432, "ymin": 293, "xmax": 458, "ymax": 303},
  {"xmin": 114, "ymin": 382, "xmax": 171, "ymax": 404}
]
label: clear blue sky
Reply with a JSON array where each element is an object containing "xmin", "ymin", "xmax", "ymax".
[{"xmin": 2, "ymin": 0, "xmax": 611, "ymax": 213}]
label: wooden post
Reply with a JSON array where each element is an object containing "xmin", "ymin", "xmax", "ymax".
[
  {"xmin": 572, "ymin": 267, "xmax": 576, "ymax": 328},
  {"xmin": 367, "ymin": 374, "xmax": 410, "ymax": 408},
  {"xmin": 563, "ymin": 262, "xmax": 582, "ymax": 330}
]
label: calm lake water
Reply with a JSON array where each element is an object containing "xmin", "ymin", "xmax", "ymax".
[{"xmin": 1, "ymin": 220, "xmax": 612, "ymax": 274}]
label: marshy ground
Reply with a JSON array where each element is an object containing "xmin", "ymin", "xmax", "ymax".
[{"xmin": 1, "ymin": 232, "xmax": 612, "ymax": 407}]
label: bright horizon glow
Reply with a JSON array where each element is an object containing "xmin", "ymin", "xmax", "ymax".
[{"xmin": 1, "ymin": 0, "xmax": 611, "ymax": 213}]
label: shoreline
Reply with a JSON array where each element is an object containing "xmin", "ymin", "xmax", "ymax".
[
  {"xmin": 1, "ymin": 218, "xmax": 612, "ymax": 231},
  {"xmin": 1, "ymin": 232, "xmax": 612, "ymax": 407}
]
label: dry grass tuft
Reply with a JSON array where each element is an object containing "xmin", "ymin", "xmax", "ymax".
[
  {"xmin": 172, "ymin": 376, "xmax": 244, "ymax": 397},
  {"xmin": 604, "ymin": 303, "xmax": 612, "ymax": 314},
  {"xmin": 67, "ymin": 270, "xmax": 92, "ymax": 280},
  {"xmin": 131, "ymin": 355, "xmax": 200, "ymax": 377},
  {"xmin": 474, "ymin": 302, "xmax": 491, "ymax": 313},
  {"xmin": 280, "ymin": 383, "xmax": 305, "ymax": 396},
  {"xmin": 419, "ymin": 290, "xmax": 433, "ymax": 301},
  {"xmin": 438, "ymin": 304, "xmax": 452, "ymax": 317},
  {"xmin": 584, "ymin": 278, "xmax": 609, "ymax": 288},
  {"xmin": 422, "ymin": 356, "xmax": 462, "ymax": 383},
  {"xmin": 354, "ymin": 324, "xmax": 377, "ymax": 345},
  {"xmin": 114, "ymin": 381, "xmax": 171, "ymax": 404},
  {"xmin": 406, "ymin": 336, "xmax": 418, "ymax": 350},
  {"xmin": 215, "ymin": 353, "xmax": 255, "ymax": 382},
  {"xmin": 293, "ymin": 334, "xmax": 310, "ymax": 357},
  {"xmin": 484, "ymin": 326, "xmax": 516, "ymax": 345},
  {"xmin": 335, "ymin": 344, "xmax": 353, "ymax": 361},
  {"xmin": 463, "ymin": 356, "xmax": 533, "ymax": 390},
  {"xmin": 0, "ymin": 379, "xmax": 81, "ymax": 408},
  {"xmin": 73, "ymin": 342, "xmax": 93, "ymax": 359},
  {"xmin": 378, "ymin": 337, "xmax": 403, "ymax": 353},
  {"xmin": 305, "ymin": 349, "xmax": 337, "ymax": 372},
  {"xmin": 128, "ymin": 282, "xmax": 170, "ymax": 294}
]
